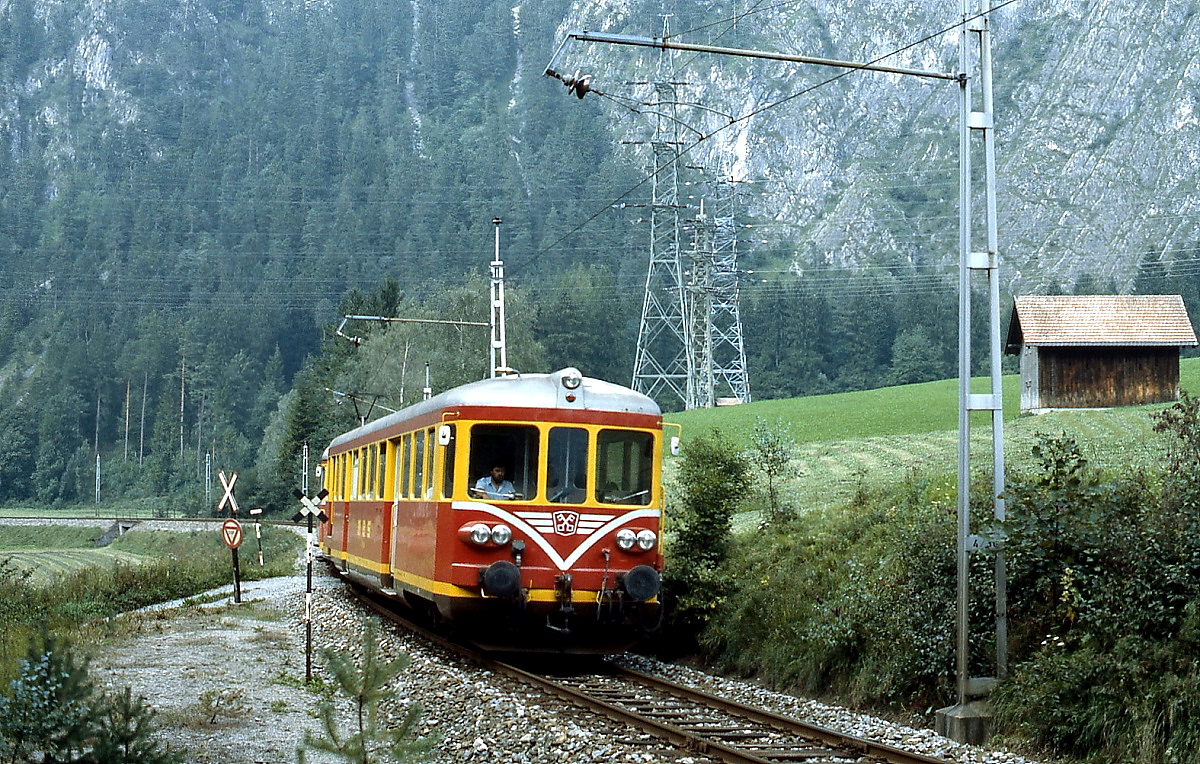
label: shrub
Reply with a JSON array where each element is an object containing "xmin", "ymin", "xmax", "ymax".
[
  {"xmin": 659, "ymin": 430, "xmax": 750, "ymax": 652},
  {"xmin": 0, "ymin": 628, "xmax": 181, "ymax": 763},
  {"xmin": 702, "ymin": 470, "xmax": 976, "ymax": 709},
  {"xmin": 0, "ymin": 628, "xmax": 95, "ymax": 762},
  {"xmin": 992, "ymin": 630, "xmax": 1200, "ymax": 762},
  {"xmin": 748, "ymin": 417, "xmax": 796, "ymax": 523},
  {"xmin": 994, "ymin": 427, "xmax": 1200, "ymax": 762},
  {"xmin": 297, "ymin": 618, "xmax": 432, "ymax": 764}
]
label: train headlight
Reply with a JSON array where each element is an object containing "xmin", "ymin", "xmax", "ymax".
[
  {"xmin": 560, "ymin": 367, "xmax": 583, "ymax": 390},
  {"xmin": 615, "ymin": 528, "xmax": 636, "ymax": 551},
  {"xmin": 636, "ymin": 529, "xmax": 657, "ymax": 551},
  {"xmin": 468, "ymin": 523, "xmax": 491, "ymax": 545},
  {"xmin": 490, "ymin": 524, "xmax": 512, "ymax": 545}
]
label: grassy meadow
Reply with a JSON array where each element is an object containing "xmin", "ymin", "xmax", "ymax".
[
  {"xmin": 668, "ymin": 358, "xmax": 1200, "ymax": 521},
  {"xmin": 0, "ymin": 521, "xmax": 304, "ymax": 682},
  {"xmin": 0, "ymin": 522, "xmax": 301, "ymax": 590},
  {"xmin": 0, "ymin": 526, "xmax": 149, "ymax": 584}
]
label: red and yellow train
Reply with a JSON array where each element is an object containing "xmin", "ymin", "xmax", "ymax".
[{"xmin": 318, "ymin": 367, "xmax": 665, "ymax": 649}]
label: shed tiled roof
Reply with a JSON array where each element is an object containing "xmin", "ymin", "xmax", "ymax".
[{"xmin": 1006, "ymin": 295, "xmax": 1198, "ymax": 352}]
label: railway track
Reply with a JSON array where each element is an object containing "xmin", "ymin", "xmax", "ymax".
[
  {"xmin": 544, "ymin": 665, "xmax": 951, "ymax": 764},
  {"xmin": 349, "ymin": 581, "xmax": 952, "ymax": 764}
]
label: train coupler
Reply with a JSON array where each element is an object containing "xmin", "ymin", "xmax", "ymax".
[{"xmin": 546, "ymin": 573, "xmax": 575, "ymax": 634}]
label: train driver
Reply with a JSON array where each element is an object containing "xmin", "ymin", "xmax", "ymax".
[{"xmin": 471, "ymin": 464, "xmax": 517, "ymax": 500}]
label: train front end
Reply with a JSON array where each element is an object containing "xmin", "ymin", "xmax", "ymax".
[
  {"xmin": 319, "ymin": 368, "xmax": 666, "ymax": 652},
  {"xmin": 439, "ymin": 368, "xmax": 664, "ymax": 648}
]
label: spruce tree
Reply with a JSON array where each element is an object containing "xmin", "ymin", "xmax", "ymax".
[
  {"xmin": 0, "ymin": 627, "xmax": 95, "ymax": 763},
  {"xmin": 297, "ymin": 618, "xmax": 432, "ymax": 764}
]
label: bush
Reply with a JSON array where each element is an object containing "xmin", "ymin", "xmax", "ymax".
[
  {"xmin": 748, "ymin": 417, "xmax": 795, "ymax": 524},
  {"xmin": 685, "ymin": 405, "xmax": 1200, "ymax": 759},
  {"xmin": 658, "ymin": 430, "xmax": 750, "ymax": 653},
  {"xmin": 992, "ymin": 630, "xmax": 1200, "ymax": 762},
  {"xmin": 0, "ymin": 627, "xmax": 182, "ymax": 763},
  {"xmin": 702, "ymin": 470, "xmax": 978, "ymax": 709},
  {"xmin": 991, "ymin": 423, "xmax": 1200, "ymax": 762}
]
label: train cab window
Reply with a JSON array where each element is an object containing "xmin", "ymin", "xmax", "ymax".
[
  {"xmin": 469, "ymin": 424, "xmax": 539, "ymax": 501},
  {"xmin": 547, "ymin": 427, "xmax": 588, "ymax": 504},
  {"xmin": 441, "ymin": 425, "xmax": 456, "ymax": 499},
  {"xmin": 399, "ymin": 435, "xmax": 412, "ymax": 498},
  {"xmin": 597, "ymin": 430, "xmax": 654, "ymax": 505}
]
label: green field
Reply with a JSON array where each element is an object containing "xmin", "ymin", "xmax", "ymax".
[
  {"xmin": 0, "ymin": 526, "xmax": 155, "ymax": 584},
  {"xmin": 0, "ymin": 523, "xmax": 292, "ymax": 587},
  {"xmin": 8, "ymin": 359, "xmax": 1197, "ymax": 535},
  {"xmin": 669, "ymin": 358, "xmax": 1200, "ymax": 519}
]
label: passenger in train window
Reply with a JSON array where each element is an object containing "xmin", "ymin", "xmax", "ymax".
[{"xmin": 471, "ymin": 464, "xmax": 517, "ymax": 500}]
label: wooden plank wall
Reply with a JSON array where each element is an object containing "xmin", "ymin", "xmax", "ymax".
[{"xmin": 1038, "ymin": 347, "xmax": 1179, "ymax": 408}]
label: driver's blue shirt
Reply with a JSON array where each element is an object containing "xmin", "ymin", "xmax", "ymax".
[{"xmin": 473, "ymin": 477, "xmax": 516, "ymax": 499}]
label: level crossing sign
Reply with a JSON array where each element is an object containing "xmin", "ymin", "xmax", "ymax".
[
  {"xmin": 217, "ymin": 470, "xmax": 240, "ymax": 515},
  {"xmin": 216, "ymin": 470, "xmax": 244, "ymax": 603},
  {"xmin": 292, "ymin": 487, "xmax": 329, "ymax": 524},
  {"xmin": 221, "ymin": 518, "xmax": 244, "ymax": 549}
]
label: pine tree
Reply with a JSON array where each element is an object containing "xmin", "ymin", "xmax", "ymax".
[
  {"xmin": 91, "ymin": 687, "xmax": 184, "ymax": 764},
  {"xmin": 0, "ymin": 627, "xmax": 95, "ymax": 763},
  {"xmin": 297, "ymin": 618, "xmax": 432, "ymax": 764}
]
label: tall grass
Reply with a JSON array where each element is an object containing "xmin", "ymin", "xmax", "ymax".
[
  {"xmin": 670, "ymin": 359, "xmax": 1200, "ymax": 518},
  {"xmin": 0, "ymin": 526, "xmax": 303, "ymax": 685}
]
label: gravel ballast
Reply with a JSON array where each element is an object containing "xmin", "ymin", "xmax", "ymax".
[{"xmin": 83, "ymin": 558, "xmax": 1054, "ymax": 764}]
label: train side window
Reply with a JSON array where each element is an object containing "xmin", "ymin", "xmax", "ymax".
[
  {"xmin": 414, "ymin": 429, "xmax": 426, "ymax": 497},
  {"xmin": 363, "ymin": 448, "xmax": 371, "ymax": 498},
  {"xmin": 468, "ymin": 424, "xmax": 539, "ymax": 500},
  {"xmin": 423, "ymin": 428, "xmax": 435, "ymax": 498},
  {"xmin": 338, "ymin": 454, "xmax": 347, "ymax": 500},
  {"xmin": 547, "ymin": 427, "xmax": 589, "ymax": 504},
  {"xmin": 329, "ymin": 456, "xmax": 338, "ymax": 500},
  {"xmin": 351, "ymin": 451, "xmax": 361, "ymax": 500},
  {"xmin": 376, "ymin": 442, "xmax": 388, "ymax": 500},
  {"xmin": 440, "ymin": 425, "xmax": 456, "ymax": 499},
  {"xmin": 400, "ymin": 435, "xmax": 412, "ymax": 498},
  {"xmin": 365, "ymin": 445, "xmax": 375, "ymax": 499},
  {"xmin": 383, "ymin": 440, "xmax": 397, "ymax": 501},
  {"xmin": 597, "ymin": 430, "xmax": 654, "ymax": 505}
]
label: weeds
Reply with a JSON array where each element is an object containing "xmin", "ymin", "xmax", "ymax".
[
  {"xmin": 198, "ymin": 689, "xmax": 249, "ymax": 725},
  {"xmin": 0, "ymin": 528, "xmax": 302, "ymax": 686}
]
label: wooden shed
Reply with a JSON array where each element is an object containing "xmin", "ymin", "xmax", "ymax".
[{"xmin": 1005, "ymin": 295, "xmax": 1198, "ymax": 413}]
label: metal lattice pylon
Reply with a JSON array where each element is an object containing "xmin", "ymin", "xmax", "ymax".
[
  {"xmin": 632, "ymin": 81, "xmax": 693, "ymax": 407},
  {"xmin": 706, "ymin": 176, "xmax": 751, "ymax": 404},
  {"xmin": 686, "ymin": 198, "xmax": 715, "ymax": 410}
]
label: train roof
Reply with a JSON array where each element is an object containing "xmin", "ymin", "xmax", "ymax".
[{"xmin": 325, "ymin": 368, "xmax": 661, "ymax": 455}]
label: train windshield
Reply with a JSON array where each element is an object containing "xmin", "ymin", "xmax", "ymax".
[
  {"xmin": 547, "ymin": 427, "xmax": 588, "ymax": 503},
  {"xmin": 468, "ymin": 424, "xmax": 539, "ymax": 500},
  {"xmin": 596, "ymin": 430, "xmax": 654, "ymax": 505}
]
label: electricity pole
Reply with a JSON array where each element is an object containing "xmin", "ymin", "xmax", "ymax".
[{"xmin": 545, "ymin": 3, "xmax": 1005, "ymax": 742}]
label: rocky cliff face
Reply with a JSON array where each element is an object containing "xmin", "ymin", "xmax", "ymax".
[
  {"xmin": 4, "ymin": 0, "xmax": 1199, "ymax": 297},
  {"xmin": 554, "ymin": 0, "xmax": 1200, "ymax": 295}
]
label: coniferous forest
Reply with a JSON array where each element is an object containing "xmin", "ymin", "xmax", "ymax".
[{"xmin": 3, "ymin": 0, "xmax": 1200, "ymax": 512}]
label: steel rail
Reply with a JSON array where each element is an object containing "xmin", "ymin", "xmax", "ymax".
[
  {"xmin": 345, "ymin": 580, "xmax": 953, "ymax": 764},
  {"xmin": 609, "ymin": 664, "xmax": 954, "ymax": 764}
]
